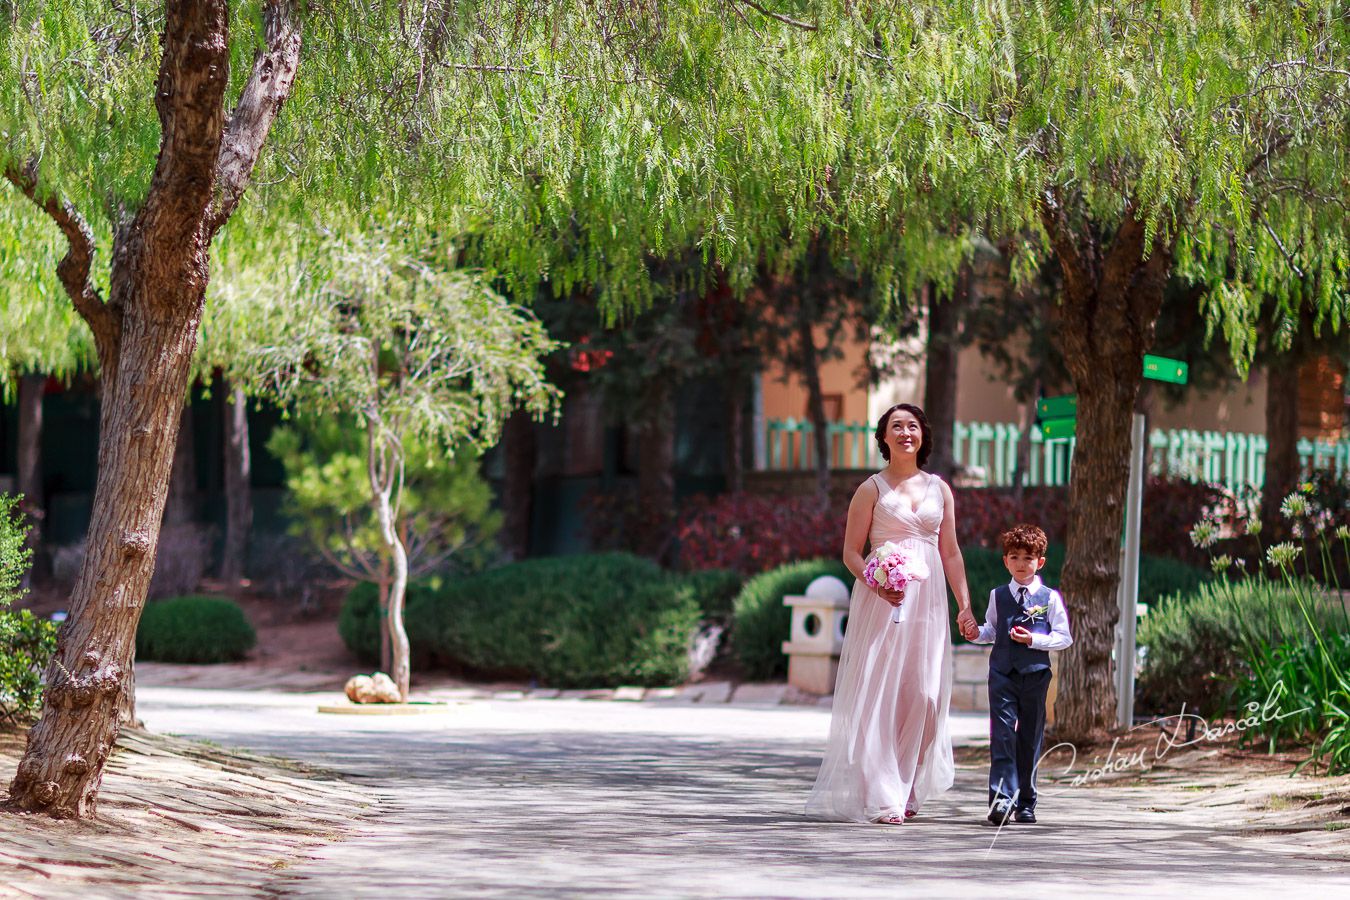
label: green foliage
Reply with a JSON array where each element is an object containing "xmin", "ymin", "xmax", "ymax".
[
  {"xmin": 0, "ymin": 495, "xmax": 53, "ymax": 722},
  {"xmin": 681, "ymin": 569, "xmax": 745, "ymax": 620},
  {"xmin": 960, "ymin": 543, "xmax": 1209, "ymax": 638},
  {"xmin": 268, "ymin": 415, "xmax": 501, "ymax": 581},
  {"xmin": 136, "ymin": 596, "xmax": 257, "ymax": 664},
  {"xmin": 1136, "ymin": 578, "xmax": 1343, "ymax": 717},
  {"xmin": 732, "ymin": 558, "xmax": 850, "ymax": 680},
  {"xmin": 339, "ymin": 554, "xmax": 702, "ymax": 687},
  {"xmin": 0, "ymin": 494, "xmax": 32, "ymax": 609},
  {"xmin": 0, "ymin": 609, "xmax": 57, "ymax": 723}
]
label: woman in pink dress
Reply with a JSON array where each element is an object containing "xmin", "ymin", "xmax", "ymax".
[{"xmin": 806, "ymin": 403, "xmax": 979, "ymax": 824}]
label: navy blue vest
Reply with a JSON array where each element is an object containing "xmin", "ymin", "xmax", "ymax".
[{"xmin": 989, "ymin": 583, "xmax": 1054, "ymax": 675}]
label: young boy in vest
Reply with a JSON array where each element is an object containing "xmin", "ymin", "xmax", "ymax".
[{"xmin": 960, "ymin": 523, "xmax": 1073, "ymax": 825}]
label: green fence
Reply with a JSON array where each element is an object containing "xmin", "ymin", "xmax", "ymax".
[{"xmin": 763, "ymin": 418, "xmax": 1350, "ymax": 493}]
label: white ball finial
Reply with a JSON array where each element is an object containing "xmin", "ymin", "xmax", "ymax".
[{"xmin": 805, "ymin": 575, "xmax": 849, "ymax": 603}]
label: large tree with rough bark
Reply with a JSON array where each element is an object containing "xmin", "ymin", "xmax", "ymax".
[
  {"xmin": 881, "ymin": 3, "xmax": 1350, "ymax": 740},
  {"xmin": 0, "ymin": 0, "xmax": 896, "ymax": 817}
]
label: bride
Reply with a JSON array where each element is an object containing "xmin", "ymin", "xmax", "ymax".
[{"xmin": 805, "ymin": 403, "xmax": 979, "ymax": 824}]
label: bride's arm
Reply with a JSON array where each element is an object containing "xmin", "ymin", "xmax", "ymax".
[
  {"xmin": 842, "ymin": 479, "xmax": 878, "ymax": 582},
  {"xmin": 937, "ymin": 480, "xmax": 977, "ymax": 629}
]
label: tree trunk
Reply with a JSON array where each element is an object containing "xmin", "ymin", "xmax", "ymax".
[
  {"xmin": 5, "ymin": 0, "xmax": 300, "ymax": 818},
  {"xmin": 1262, "ymin": 353, "xmax": 1301, "ymax": 536},
  {"xmin": 1040, "ymin": 205, "xmax": 1173, "ymax": 742},
  {"xmin": 636, "ymin": 383, "xmax": 676, "ymax": 560},
  {"xmin": 163, "ymin": 400, "xmax": 196, "ymax": 527},
  {"xmin": 16, "ymin": 374, "xmax": 45, "ymax": 577},
  {"xmin": 501, "ymin": 408, "xmax": 536, "ymax": 561},
  {"xmin": 9, "ymin": 301, "xmax": 205, "ymax": 817},
  {"xmin": 219, "ymin": 383, "xmax": 252, "ymax": 583},
  {"xmin": 797, "ymin": 313, "xmax": 831, "ymax": 505},
  {"xmin": 369, "ymin": 430, "xmax": 410, "ymax": 701},
  {"xmin": 923, "ymin": 276, "xmax": 967, "ymax": 478},
  {"xmin": 1013, "ymin": 381, "xmax": 1040, "ymax": 504},
  {"xmin": 724, "ymin": 371, "xmax": 746, "ymax": 494},
  {"xmin": 378, "ymin": 563, "xmax": 391, "ymax": 675}
]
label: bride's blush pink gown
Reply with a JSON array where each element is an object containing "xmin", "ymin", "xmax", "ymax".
[{"xmin": 805, "ymin": 472, "xmax": 956, "ymax": 822}]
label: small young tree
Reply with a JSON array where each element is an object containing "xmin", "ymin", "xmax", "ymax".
[
  {"xmin": 236, "ymin": 234, "xmax": 558, "ymax": 699},
  {"xmin": 268, "ymin": 416, "xmax": 500, "ymax": 671}
]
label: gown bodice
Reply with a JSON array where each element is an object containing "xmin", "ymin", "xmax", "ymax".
[{"xmin": 869, "ymin": 473, "xmax": 943, "ymax": 548}]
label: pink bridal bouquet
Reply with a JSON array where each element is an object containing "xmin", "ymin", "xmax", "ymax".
[{"xmin": 864, "ymin": 542, "xmax": 931, "ymax": 624}]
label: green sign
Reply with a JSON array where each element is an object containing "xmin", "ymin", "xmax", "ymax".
[
  {"xmin": 1143, "ymin": 354, "xmax": 1188, "ymax": 385},
  {"xmin": 1036, "ymin": 394, "xmax": 1078, "ymax": 421},
  {"xmin": 1040, "ymin": 417, "xmax": 1077, "ymax": 439}
]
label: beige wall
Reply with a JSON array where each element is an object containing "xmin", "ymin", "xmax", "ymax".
[
  {"xmin": 761, "ymin": 324, "xmax": 871, "ymax": 425},
  {"xmin": 760, "ymin": 323, "xmax": 1273, "ymax": 438}
]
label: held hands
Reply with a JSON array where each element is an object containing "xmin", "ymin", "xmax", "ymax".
[
  {"xmin": 1009, "ymin": 625, "xmax": 1035, "ymax": 646},
  {"xmin": 956, "ymin": 608, "xmax": 979, "ymax": 641}
]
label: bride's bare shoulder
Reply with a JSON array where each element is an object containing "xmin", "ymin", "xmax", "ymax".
[
  {"xmin": 930, "ymin": 473, "xmax": 954, "ymax": 499},
  {"xmin": 852, "ymin": 473, "xmax": 881, "ymax": 501}
]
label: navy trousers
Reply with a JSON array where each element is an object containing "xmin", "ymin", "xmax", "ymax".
[{"xmin": 988, "ymin": 667, "xmax": 1052, "ymax": 811}]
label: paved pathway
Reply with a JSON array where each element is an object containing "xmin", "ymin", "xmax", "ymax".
[{"xmin": 138, "ymin": 687, "xmax": 1350, "ymax": 899}]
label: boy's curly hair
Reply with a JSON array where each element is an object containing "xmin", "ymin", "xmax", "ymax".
[{"xmin": 1001, "ymin": 523, "xmax": 1048, "ymax": 557}]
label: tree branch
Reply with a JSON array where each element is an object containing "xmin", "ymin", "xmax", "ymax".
[
  {"xmin": 1037, "ymin": 187, "xmax": 1093, "ymax": 305},
  {"xmin": 137, "ymin": 0, "xmax": 232, "ymax": 263},
  {"xmin": 209, "ymin": 0, "xmax": 302, "ymax": 233},
  {"xmin": 2, "ymin": 161, "xmax": 121, "ymax": 360},
  {"xmin": 726, "ymin": 0, "xmax": 816, "ymax": 31}
]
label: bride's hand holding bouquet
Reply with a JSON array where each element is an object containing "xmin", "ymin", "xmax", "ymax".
[{"xmin": 863, "ymin": 541, "xmax": 931, "ymax": 624}]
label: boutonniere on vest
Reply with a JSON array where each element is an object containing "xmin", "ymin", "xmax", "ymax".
[{"xmin": 1018, "ymin": 603, "xmax": 1048, "ymax": 625}]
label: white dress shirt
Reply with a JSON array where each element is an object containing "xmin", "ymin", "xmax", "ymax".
[{"xmin": 973, "ymin": 575, "xmax": 1073, "ymax": 652}]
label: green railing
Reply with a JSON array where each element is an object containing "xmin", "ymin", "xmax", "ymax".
[{"xmin": 762, "ymin": 418, "xmax": 1350, "ymax": 492}]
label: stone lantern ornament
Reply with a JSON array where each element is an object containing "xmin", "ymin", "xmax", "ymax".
[{"xmin": 781, "ymin": 575, "xmax": 851, "ymax": 695}]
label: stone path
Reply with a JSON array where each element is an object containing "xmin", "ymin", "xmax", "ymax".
[
  {"xmin": 132, "ymin": 687, "xmax": 1350, "ymax": 899},
  {"xmin": 135, "ymin": 663, "xmax": 828, "ymax": 707}
]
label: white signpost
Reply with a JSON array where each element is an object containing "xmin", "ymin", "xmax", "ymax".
[{"xmin": 1115, "ymin": 412, "xmax": 1146, "ymax": 730}]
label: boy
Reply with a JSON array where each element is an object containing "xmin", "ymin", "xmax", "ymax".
[{"xmin": 959, "ymin": 523, "xmax": 1072, "ymax": 825}]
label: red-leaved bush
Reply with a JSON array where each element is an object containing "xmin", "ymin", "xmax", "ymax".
[
  {"xmin": 674, "ymin": 493, "xmax": 847, "ymax": 575},
  {"xmin": 668, "ymin": 476, "xmax": 1223, "ymax": 576}
]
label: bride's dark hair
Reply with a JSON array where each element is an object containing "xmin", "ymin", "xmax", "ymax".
[{"xmin": 875, "ymin": 403, "xmax": 933, "ymax": 468}]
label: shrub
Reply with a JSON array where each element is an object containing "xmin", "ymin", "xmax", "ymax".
[
  {"xmin": 674, "ymin": 493, "xmax": 845, "ymax": 575},
  {"xmin": 339, "ymin": 553, "xmax": 702, "ymax": 687},
  {"xmin": 0, "ymin": 610, "xmax": 58, "ymax": 723},
  {"xmin": 732, "ymin": 558, "xmax": 850, "ymax": 680},
  {"xmin": 681, "ymin": 569, "xmax": 744, "ymax": 619},
  {"xmin": 1136, "ymin": 577, "xmax": 1344, "ymax": 716},
  {"xmin": 136, "ymin": 595, "xmax": 257, "ymax": 664},
  {"xmin": 0, "ymin": 496, "xmax": 54, "ymax": 723},
  {"xmin": 958, "ymin": 544, "xmax": 1207, "ymax": 642}
]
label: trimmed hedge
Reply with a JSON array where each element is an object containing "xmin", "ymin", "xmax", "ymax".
[
  {"xmin": 682, "ymin": 569, "xmax": 745, "ymax": 619},
  {"xmin": 730, "ymin": 546, "xmax": 1212, "ymax": 677},
  {"xmin": 958, "ymin": 544, "xmax": 1208, "ymax": 637},
  {"xmin": 339, "ymin": 553, "xmax": 703, "ymax": 687},
  {"xmin": 136, "ymin": 595, "xmax": 256, "ymax": 664},
  {"xmin": 732, "ymin": 558, "xmax": 851, "ymax": 680}
]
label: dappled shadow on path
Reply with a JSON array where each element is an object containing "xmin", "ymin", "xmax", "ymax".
[{"xmin": 166, "ymin": 723, "xmax": 1350, "ymax": 898}]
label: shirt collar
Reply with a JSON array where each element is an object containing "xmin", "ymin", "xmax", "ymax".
[{"xmin": 1009, "ymin": 576, "xmax": 1043, "ymax": 596}]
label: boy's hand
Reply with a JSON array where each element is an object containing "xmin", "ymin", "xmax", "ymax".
[
  {"xmin": 1009, "ymin": 625, "xmax": 1034, "ymax": 646},
  {"xmin": 957, "ymin": 618, "xmax": 979, "ymax": 641}
]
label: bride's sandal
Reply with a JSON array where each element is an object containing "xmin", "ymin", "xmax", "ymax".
[{"xmin": 873, "ymin": 812, "xmax": 905, "ymax": 825}]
